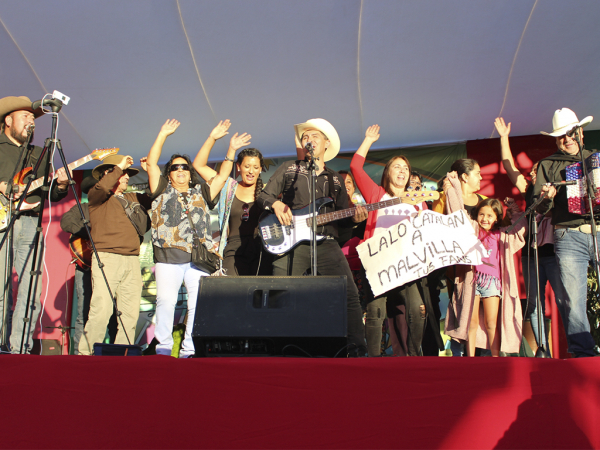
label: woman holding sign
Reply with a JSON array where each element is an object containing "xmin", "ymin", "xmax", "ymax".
[{"xmin": 350, "ymin": 125, "xmax": 444, "ymax": 357}]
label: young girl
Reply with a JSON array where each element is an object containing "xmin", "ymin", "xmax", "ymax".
[{"xmin": 444, "ymin": 171, "xmax": 526, "ymax": 357}]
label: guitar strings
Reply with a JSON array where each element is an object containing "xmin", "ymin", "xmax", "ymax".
[{"xmin": 264, "ymin": 193, "xmax": 437, "ymax": 235}]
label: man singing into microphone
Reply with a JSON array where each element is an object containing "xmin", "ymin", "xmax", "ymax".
[
  {"xmin": 257, "ymin": 118, "xmax": 367, "ymax": 356},
  {"xmin": 0, "ymin": 96, "xmax": 71, "ymax": 354},
  {"xmin": 533, "ymin": 108, "xmax": 598, "ymax": 358}
]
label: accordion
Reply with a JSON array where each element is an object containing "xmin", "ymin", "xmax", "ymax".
[{"xmin": 565, "ymin": 152, "xmax": 600, "ymax": 215}]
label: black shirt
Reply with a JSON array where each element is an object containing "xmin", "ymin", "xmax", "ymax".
[
  {"xmin": 257, "ymin": 159, "xmax": 351, "ymax": 239},
  {"xmin": 0, "ymin": 132, "xmax": 68, "ymax": 214},
  {"xmin": 533, "ymin": 148, "xmax": 597, "ymax": 227}
]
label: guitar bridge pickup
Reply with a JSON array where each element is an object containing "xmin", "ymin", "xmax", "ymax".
[{"xmin": 261, "ymin": 226, "xmax": 271, "ymax": 240}]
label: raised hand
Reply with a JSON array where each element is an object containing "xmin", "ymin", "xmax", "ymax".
[
  {"xmin": 210, "ymin": 120, "xmax": 231, "ymax": 140},
  {"xmin": 117, "ymin": 155, "xmax": 134, "ymax": 171},
  {"xmin": 140, "ymin": 157, "xmax": 148, "ymax": 172},
  {"xmin": 159, "ymin": 119, "xmax": 180, "ymax": 137},
  {"xmin": 494, "ymin": 117, "xmax": 511, "ymax": 137},
  {"xmin": 365, "ymin": 124, "xmax": 381, "ymax": 142},
  {"xmin": 230, "ymin": 132, "xmax": 251, "ymax": 152}
]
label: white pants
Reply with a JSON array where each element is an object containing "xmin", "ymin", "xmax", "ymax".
[{"xmin": 154, "ymin": 262, "xmax": 206, "ymax": 357}]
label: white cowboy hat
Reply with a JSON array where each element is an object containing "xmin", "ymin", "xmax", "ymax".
[
  {"xmin": 294, "ymin": 118, "xmax": 340, "ymax": 162},
  {"xmin": 0, "ymin": 96, "xmax": 43, "ymax": 123},
  {"xmin": 540, "ymin": 108, "xmax": 593, "ymax": 137}
]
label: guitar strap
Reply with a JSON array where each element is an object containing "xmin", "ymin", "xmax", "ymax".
[{"xmin": 326, "ymin": 169, "xmax": 335, "ymax": 200}]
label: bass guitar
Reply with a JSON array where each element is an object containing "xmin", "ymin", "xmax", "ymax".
[
  {"xmin": 258, "ymin": 190, "xmax": 440, "ymax": 255},
  {"xmin": 0, "ymin": 147, "xmax": 119, "ymax": 231}
]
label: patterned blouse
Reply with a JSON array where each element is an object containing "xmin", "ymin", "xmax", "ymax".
[{"xmin": 151, "ymin": 176, "xmax": 215, "ymax": 253}]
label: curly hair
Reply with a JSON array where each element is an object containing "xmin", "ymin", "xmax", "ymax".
[
  {"xmin": 163, "ymin": 154, "xmax": 203, "ymax": 187},
  {"xmin": 236, "ymin": 148, "xmax": 264, "ymax": 201}
]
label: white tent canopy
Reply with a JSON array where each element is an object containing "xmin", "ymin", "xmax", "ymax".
[{"xmin": 2, "ymin": 0, "xmax": 600, "ymax": 167}]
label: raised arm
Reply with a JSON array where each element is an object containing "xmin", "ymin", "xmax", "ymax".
[
  {"xmin": 350, "ymin": 125, "xmax": 382, "ymax": 203},
  {"xmin": 355, "ymin": 124, "xmax": 380, "ymax": 158},
  {"xmin": 146, "ymin": 119, "xmax": 180, "ymax": 194},
  {"xmin": 207, "ymin": 132, "xmax": 251, "ymax": 200},
  {"xmin": 192, "ymin": 119, "xmax": 231, "ymax": 182},
  {"xmin": 494, "ymin": 117, "xmax": 528, "ymax": 195}
]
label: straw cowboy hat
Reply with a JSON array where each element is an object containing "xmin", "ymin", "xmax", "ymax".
[
  {"xmin": 541, "ymin": 108, "xmax": 593, "ymax": 137},
  {"xmin": 294, "ymin": 118, "xmax": 340, "ymax": 162},
  {"xmin": 0, "ymin": 96, "xmax": 44, "ymax": 124},
  {"xmin": 92, "ymin": 154, "xmax": 138, "ymax": 180}
]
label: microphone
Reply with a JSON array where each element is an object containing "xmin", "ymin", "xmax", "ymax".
[
  {"xmin": 566, "ymin": 125, "xmax": 580, "ymax": 138},
  {"xmin": 31, "ymin": 98, "xmax": 64, "ymax": 110},
  {"xmin": 25, "ymin": 124, "xmax": 35, "ymax": 134},
  {"xmin": 305, "ymin": 142, "xmax": 314, "ymax": 151},
  {"xmin": 545, "ymin": 180, "xmax": 577, "ymax": 187}
]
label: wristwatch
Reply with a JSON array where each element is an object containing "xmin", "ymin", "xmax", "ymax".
[{"xmin": 224, "ymin": 156, "xmax": 234, "ymax": 163}]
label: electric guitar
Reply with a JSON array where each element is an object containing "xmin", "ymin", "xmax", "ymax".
[
  {"xmin": 258, "ymin": 190, "xmax": 440, "ymax": 255},
  {"xmin": 0, "ymin": 147, "xmax": 119, "ymax": 231},
  {"xmin": 69, "ymin": 235, "xmax": 92, "ymax": 270}
]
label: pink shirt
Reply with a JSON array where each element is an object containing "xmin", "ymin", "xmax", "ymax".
[{"xmin": 475, "ymin": 229, "xmax": 501, "ymax": 283}]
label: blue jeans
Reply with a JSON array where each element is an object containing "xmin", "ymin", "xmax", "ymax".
[
  {"xmin": 0, "ymin": 215, "xmax": 43, "ymax": 354},
  {"xmin": 522, "ymin": 253, "xmax": 567, "ymax": 356},
  {"xmin": 72, "ymin": 266, "xmax": 92, "ymax": 354},
  {"xmin": 553, "ymin": 228, "xmax": 598, "ymax": 357}
]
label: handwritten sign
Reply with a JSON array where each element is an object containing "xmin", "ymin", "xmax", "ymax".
[{"xmin": 356, "ymin": 209, "xmax": 486, "ymax": 297}]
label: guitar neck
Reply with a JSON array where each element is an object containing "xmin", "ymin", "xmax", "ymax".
[
  {"xmin": 27, "ymin": 154, "xmax": 96, "ymax": 192},
  {"xmin": 315, "ymin": 197, "xmax": 405, "ymax": 225}
]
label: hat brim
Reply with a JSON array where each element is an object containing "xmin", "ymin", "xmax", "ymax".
[
  {"xmin": 541, "ymin": 115, "xmax": 593, "ymax": 136},
  {"xmin": 0, "ymin": 96, "xmax": 44, "ymax": 123},
  {"xmin": 294, "ymin": 119, "xmax": 340, "ymax": 162},
  {"xmin": 92, "ymin": 165, "xmax": 139, "ymax": 180}
]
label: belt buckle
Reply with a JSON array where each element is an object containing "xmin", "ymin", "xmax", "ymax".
[{"xmin": 579, "ymin": 224, "xmax": 592, "ymax": 234}]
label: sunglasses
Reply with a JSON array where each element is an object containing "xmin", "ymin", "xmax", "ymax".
[
  {"xmin": 241, "ymin": 203, "xmax": 249, "ymax": 222},
  {"xmin": 169, "ymin": 163, "xmax": 190, "ymax": 172}
]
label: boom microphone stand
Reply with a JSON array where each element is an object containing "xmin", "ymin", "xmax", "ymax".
[
  {"xmin": 571, "ymin": 127, "xmax": 600, "ymax": 288},
  {"xmin": 0, "ymin": 97, "xmax": 132, "ymax": 353},
  {"xmin": 506, "ymin": 193, "xmax": 551, "ymax": 358}
]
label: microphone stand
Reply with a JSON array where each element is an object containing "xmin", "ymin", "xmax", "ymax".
[
  {"xmin": 506, "ymin": 192, "xmax": 551, "ymax": 358},
  {"xmin": 572, "ymin": 127, "xmax": 600, "ymax": 290},
  {"xmin": 306, "ymin": 144, "xmax": 319, "ymax": 277}
]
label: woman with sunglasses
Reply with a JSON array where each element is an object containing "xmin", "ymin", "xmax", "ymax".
[
  {"xmin": 145, "ymin": 119, "xmax": 247, "ymax": 357},
  {"xmin": 193, "ymin": 122, "xmax": 269, "ymax": 276}
]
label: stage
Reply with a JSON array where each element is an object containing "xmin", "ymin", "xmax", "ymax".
[{"xmin": 1, "ymin": 355, "xmax": 598, "ymax": 449}]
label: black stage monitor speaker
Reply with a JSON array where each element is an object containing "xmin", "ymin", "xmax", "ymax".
[{"xmin": 192, "ymin": 276, "xmax": 347, "ymax": 357}]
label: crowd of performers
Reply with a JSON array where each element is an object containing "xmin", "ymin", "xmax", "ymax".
[{"xmin": 0, "ymin": 94, "xmax": 598, "ymax": 357}]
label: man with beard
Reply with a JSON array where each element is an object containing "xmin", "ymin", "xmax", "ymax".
[{"xmin": 0, "ymin": 96, "xmax": 70, "ymax": 353}]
